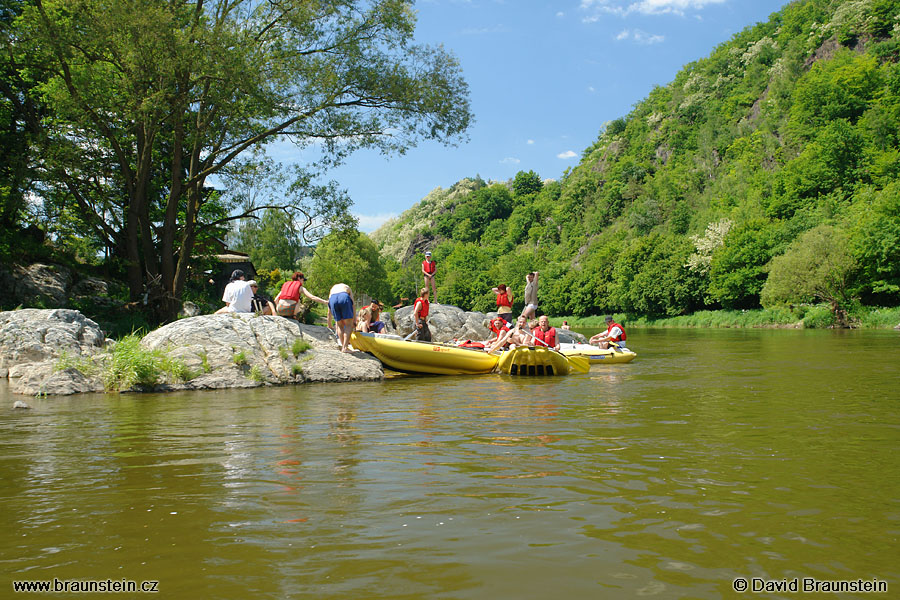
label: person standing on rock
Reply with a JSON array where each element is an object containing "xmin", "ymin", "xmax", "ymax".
[
  {"xmin": 522, "ymin": 271, "xmax": 539, "ymax": 320},
  {"xmin": 492, "ymin": 283, "xmax": 514, "ymax": 324},
  {"xmin": 216, "ymin": 269, "xmax": 254, "ymax": 314},
  {"xmin": 413, "ymin": 287, "xmax": 431, "ymax": 342},
  {"xmin": 327, "ymin": 283, "xmax": 355, "ymax": 353},
  {"xmin": 422, "ymin": 251, "xmax": 437, "ymax": 303}
]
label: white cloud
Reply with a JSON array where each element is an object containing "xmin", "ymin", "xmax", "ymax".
[
  {"xmin": 615, "ymin": 28, "xmax": 665, "ymax": 44},
  {"xmin": 354, "ymin": 212, "xmax": 398, "ymax": 233},
  {"xmin": 587, "ymin": 85, "xmax": 596, "ymax": 93},
  {"xmin": 580, "ymin": 0, "xmax": 725, "ymax": 20},
  {"xmin": 556, "ymin": 11, "xmax": 565, "ymax": 17},
  {"xmin": 557, "ymin": 150, "xmax": 578, "ymax": 159},
  {"xmin": 527, "ymin": 139, "xmax": 535, "ymax": 145},
  {"xmin": 500, "ymin": 157, "xmax": 521, "ymax": 165}
]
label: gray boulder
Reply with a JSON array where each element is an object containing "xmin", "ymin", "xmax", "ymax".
[
  {"xmin": 2, "ymin": 310, "xmax": 382, "ymax": 396},
  {"xmin": 387, "ymin": 303, "xmax": 494, "ymax": 342},
  {"xmin": 140, "ymin": 313, "xmax": 382, "ymax": 390},
  {"xmin": 0, "ymin": 309, "xmax": 106, "ymax": 377},
  {"xmin": 9, "ymin": 263, "xmax": 74, "ymax": 308},
  {"xmin": 385, "ymin": 303, "xmax": 590, "ymax": 344}
]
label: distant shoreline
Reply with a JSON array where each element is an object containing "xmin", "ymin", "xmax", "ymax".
[{"xmin": 551, "ymin": 305, "xmax": 900, "ymax": 330}]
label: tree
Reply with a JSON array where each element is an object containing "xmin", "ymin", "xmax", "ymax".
[
  {"xmin": 761, "ymin": 225, "xmax": 857, "ymax": 326},
  {"xmin": 307, "ymin": 230, "xmax": 390, "ymax": 308},
  {"xmin": 512, "ymin": 170, "xmax": 543, "ymax": 197},
  {"xmin": 232, "ymin": 208, "xmax": 306, "ymax": 273},
  {"xmin": 708, "ymin": 220, "xmax": 780, "ymax": 309},
  {"xmin": 11, "ymin": 0, "xmax": 472, "ymax": 320}
]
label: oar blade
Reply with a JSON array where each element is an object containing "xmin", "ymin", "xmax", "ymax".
[{"xmin": 566, "ymin": 355, "xmax": 590, "ymax": 374}]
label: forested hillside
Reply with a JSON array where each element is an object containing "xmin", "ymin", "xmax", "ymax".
[{"xmin": 370, "ymin": 0, "xmax": 900, "ymax": 323}]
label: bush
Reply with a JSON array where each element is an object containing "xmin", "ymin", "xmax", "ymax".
[{"xmin": 801, "ymin": 305, "xmax": 837, "ymax": 329}]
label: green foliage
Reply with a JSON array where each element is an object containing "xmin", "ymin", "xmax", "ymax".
[
  {"xmin": 6, "ymin": 0, "xmax": 472, "ymax": 320},
  {"xmin": 761, "ymin": 225, "xmax": 858, "ymax": 322},
  {"xmin": 101, "ymin": 335, "xmax": 191, "ymax": 391},
  {"xmin": 848, "ymin": 182, "xmax": 900, "ymax": 302},
  {"xmin": 248, "ymin": 365, "xmax": 265, "ymax": 382},
  {"xmin": 232, "ymin": 350, "xmax": 248, "ymax": 366},
  {"xmin": 307, "ymin": 230, "xmax": 391, "ymax": 303},
  {"xmin": 232, "ymin": 209, "xmax": 307, "ymax": 273},
  {"xmin": 512, "ymin": 170, "xmax": 543, "ymax": 197},
  {"xmin": 708, "ymin": 220, "xmax": 781, "ymax": 308},
  {"xmin": 291, "ymin": 338, "xmax": 312, "ymax": 358},
  {"xmin": 291, "ymin": 362, "xmax": 304, "ymax": 376},
  {"xmin": 802, "ymin": 304, "xmax": 839, "ymax": 328}
]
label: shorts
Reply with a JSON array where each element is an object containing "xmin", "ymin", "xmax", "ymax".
[
  {"xmin": 328, "ymin": 291, "xmax": 354, "ymax": 322},
  {"xmin": 498, "ymin": 311, "xmax": 513, "ymax": 324},
  {"xmin": 525, "ymin": 303, "xmax": 538, "ymax": 312},
  {"xmin": 370, "ymin": 320, "xmax": 385, "ymax": 333}
]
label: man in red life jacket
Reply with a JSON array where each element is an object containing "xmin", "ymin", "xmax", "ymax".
[
  {"xmin": 413, "ymin": 287, "xmax": 431, "ymax": 342},
  {"xmin": 422, "ymin": 251, "xmax": 437, "ymax": 303},
  {"xmin": 590, "ymin": 315, "xmax": 627, "ymax": 349},
  {"xmin": 532, "ymin": 315, "xmax": 560, "ymax": 351}
]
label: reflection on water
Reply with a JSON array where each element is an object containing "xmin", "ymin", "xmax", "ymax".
[{"xmin": 1, "ymin": 329, "xmax": 898, "ymax": 598}]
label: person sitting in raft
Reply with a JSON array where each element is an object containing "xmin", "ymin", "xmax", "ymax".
[
  {"xmin": 275, "ymin": 272, "xmax": 327, "ymax": 319},
  {"xmin": 484, "ymin": 316, "xmax": 511, "ymax": 349},
  {"xmin": 356, "ymin": 307, "xmax": 373, "ymax": 332},
  {"xmin": 532, "ymin": 315, "xmax": 560, "ymax": 351},
  {"xmin": 491, "ymin": 283, "xmax": 514, "ymax": 324},
  {"xmin": 413, "ymin": 287, "xmax": 431, "ymax": 342},
  {"xmin": 561, "ymin": 320, "xmax": 571, "ymax": 330},
  {"xmin": 365, "ymin": 300, "xmax": 387, "ymax": 334},
  {"xmin": 590, "ymin": 315, "xmax": 627, "ymax": 350},
  {"xmin": 215, "ymin": 269, "xmax": 254, "ymax": 314},
  {"xmin": 422, "ymin": 251, "xmax": 437, "ymax": 303},
  {"xmin": 328, "ymin": 283, "xmax": 355, "ymax": 353},
  {"xmin": 248, "ymin": 280, "xmax": 276, "ymax": 315},
  {"xmin": 488, "ymin": 315, "xmax": 535, "ymax": 353}
]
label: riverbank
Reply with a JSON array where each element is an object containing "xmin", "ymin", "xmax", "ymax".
[{"xmin": 552, "ymin": 305, "xmax": 900, "ymax": 330}]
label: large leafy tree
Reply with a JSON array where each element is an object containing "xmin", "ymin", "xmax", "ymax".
[
  {"xmin": 761, "ymin": 224, "xmax": 858, "ymax": 326},
  {"xmin": 10, "ymin": 0, "xmax": 471, "ymax": 320},
  {"xmin": 307, "ymin": 230, "xmax": 390, "ymax": 305}
]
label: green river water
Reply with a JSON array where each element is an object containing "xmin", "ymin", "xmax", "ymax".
[{"xmin": 1, "ymin": 328, "xmax": 898, "ymax": 599}]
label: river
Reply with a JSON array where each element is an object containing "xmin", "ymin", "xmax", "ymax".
[{"xmin": 1, "ymin": 328, "xmax": 898, "ymax": 598}]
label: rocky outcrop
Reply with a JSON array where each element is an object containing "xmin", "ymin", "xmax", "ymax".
[
  {"xmin": 140, "ymin": 314, "xmax": 383, "ymax": 390},
  {"xmin": 0, "ymin": 309, "xmax": 107, "ymax": 377},
  {"xmin": 2, "ymin": 310, "xmax": 382, "ymax": 396},
  {"xmin": 383, "ymin": 303, "xmax": 589, "ymax": 344},
  {"xmin": 386, "ymin": 304, "xmax": 494, "ymax": 342}
]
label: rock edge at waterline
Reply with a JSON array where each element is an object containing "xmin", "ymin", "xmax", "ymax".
[{"xmin": 1, "ymin": 310, "xmax": 382, "ymax": 396}]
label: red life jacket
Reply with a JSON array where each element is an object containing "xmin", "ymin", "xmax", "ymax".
[
  {"xmin": 534, "ymin": 326, "xmax": 557, "ymax": 348},
  {"xmin": 422, "ymin": 258, "xmax": 436, "ymax": 274},
  {"xmin": 489, "ymin": 320, "xmax": 510, "ymax": 338},
  {"xmin": 607, "ymin": 321, "xmax": 626, "ymax": 342},
  {"xmin": 414, "ymin": 297, "xmax": 429, "ymax": 319},
  {"xmin": 279, "ymin": 280, "xmax": 302, "ymax": 301},
  {"xmin": 496, "ymin": 292, "xmax": 512, "ymax": 308}
]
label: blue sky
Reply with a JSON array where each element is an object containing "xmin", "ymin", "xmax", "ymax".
[{"xmin": 301, "ymin": 0, "xmax": 790, "ymax": 232}]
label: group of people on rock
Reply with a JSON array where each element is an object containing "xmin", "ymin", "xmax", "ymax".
[
  {"xmin": 216, "ymin": 252, "xmax": 628, "ymax": 354},
  {"xmin": 215, "ymin": 269, "xmax": 358, "ymax": 353}
]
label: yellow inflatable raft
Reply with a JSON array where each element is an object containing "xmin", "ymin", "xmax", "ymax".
[
  {"xmin": 496, "ymin": 346, "xmax": 590, "ymax": 376},
  {"xmin": 350, "ymin": 332, "xmax": 499, "ymax": 375},
  {"xmin": 559, "ymin": 342, "xmax": 637, "ymax": 364}
]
